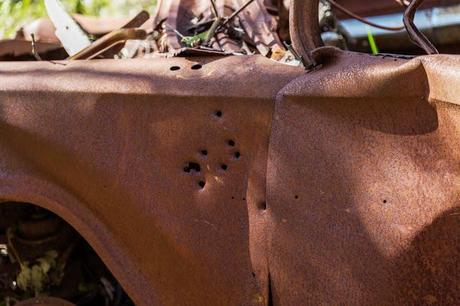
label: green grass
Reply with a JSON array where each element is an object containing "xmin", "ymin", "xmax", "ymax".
[
  {"xmin": 0, "ymin": 0, "xmax": 156, "ymax": 38},
  {"xmin": 366, "ymin": 26, "xmax": 380, "ymax": 55}
]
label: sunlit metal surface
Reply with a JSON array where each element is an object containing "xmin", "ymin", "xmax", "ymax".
[{"xmin": 1, "ymin": 1, "xmax": 460, "ymax": 305}]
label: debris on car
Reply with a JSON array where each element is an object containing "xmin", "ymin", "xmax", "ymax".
[
  {"xmin": 4, "ymin": 0, "xmax": 460, "ymax": 63},
  {"xmin": 1, "ymin": 0, "xmax": 304, "ymax": 65}
]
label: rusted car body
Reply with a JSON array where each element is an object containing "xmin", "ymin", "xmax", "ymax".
[{"xmin": 1, "ymin": 0, "xmax": 460, "ymax": 305}]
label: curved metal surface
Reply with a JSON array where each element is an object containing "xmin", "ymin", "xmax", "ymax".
[
  {"xmin": 0, "ymin": 55, "xmax": 303, "ymax": 305},
  {"xmin": 269, "ymin": 47, "xmax": 460, "ymax": 304},
  {"xmin": 289, "ymin": 0, "xmax": 440, "ymax": 61},
  {"xmin": 403, "ymin": 0, "xmax": 439, "ymax": 54},
  {"xmin": 1, "ymin": 49, "xmax": 460, "ymax": 305},
  {"xmin": 69, "ymin": 28, "xmax": 147, "ymax": 60},
  {"xmin": 289, "ymin": 0, "xmax": 323, "ymax": 67}
]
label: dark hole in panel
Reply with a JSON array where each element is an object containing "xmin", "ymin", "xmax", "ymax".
[
  {"xmin": 257, "ymin": 201, "xmax": 267, "ymax": 210},
  {"xmin": 170, "ymin": 66, "xmax": 180, "ymax": 71},
  {"xmin": 198, "ymin": 181, "xmax": 206, "ymax": 188},
  {"xmin": 191, "ymin": 64, "xmax": 203, "ymax": 70},
  {"xmin": 184, "ymin": 162, "xmax": 201, "ymax": 173}
]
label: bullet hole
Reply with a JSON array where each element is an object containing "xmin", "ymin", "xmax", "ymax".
[
  {"xmin": 170, "ymin": 66, "xmax": 180, "ymax": 71},
  {"xmin": 200, "ymin": 150, "xmax": 208, "ymax": 156},
  {"xmin": 294, "ymin": 195, "xmax": 299, "ymax": 199},
  {"xmin": 242, "ymin": 197, "xmax": 246, "ymax": 201},
  {"xmin": 221, "ymin": 164, "xmax": 228, "ymax": 171},
  {"xmin": 228, "ymin": 140, "xmax": 235, "ymax": 147},
  {"xmin": 198, "ymin": 180, "xmax": 206, "ymax": 188},
  {"xmin": 214, "ymin": 110, "xmax": 222, "ymax": 117},
  {"xmin": 231, "ymin": 196, "xmax": 235, "ymax": 199},
  {"xmin": 191, "ymin": 64, "xmax": 203, "ymax": 70},
  {"xmin": 257, "ymin": 201, "xmax": 267, "ymax": 210},
  {"xmin": 183, "ymin": 162, "xmax": 201, "ymax": 173},
  {"xmin": 252, "ymin": 272, "xmax": 256, "ymax": 277},
  {"xmin": 383, "ymin": 199, "xmax": 387, "ymax": 204},
  {"xmin": 234, "ymin": 151, "xmax": 241, "ymax": 159}
]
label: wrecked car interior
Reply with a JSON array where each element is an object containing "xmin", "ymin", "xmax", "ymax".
[{"xmin": 0, "ymin": 0, "xmax": 460, "ymax": 305}]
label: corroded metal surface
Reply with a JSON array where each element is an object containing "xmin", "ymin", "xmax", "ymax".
[
  {"xmin": 403, "ymin": 0, "xmax": 439, "ymax": 54},
  {"xmin": 0, "ymin": 56, "xmax": 303, "ymax": 305},
  {"xmin": 1, "ymin": 49, "xmax": 460, "ymax": 305},
  {"xmin": 1, "ymin": 1, "xmax": 460, "ymax": 305},
  {"xmin": 269, "ymin": 47, "xmax": 460, "ymax": 305},
  {"xmin": 289, "ymin": 0, "xmax": 322, "ymax": 67},
  {"xmin": 0, "ymin": 39, "xmax": 64, "ymax": 61}
]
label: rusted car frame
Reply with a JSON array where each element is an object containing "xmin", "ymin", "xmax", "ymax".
[{"xmin": 1, "ymin": 0, "xmax": 460, "ymax": 305}]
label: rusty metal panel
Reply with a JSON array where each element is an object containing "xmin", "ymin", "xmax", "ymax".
[
  {"xmin": 1, "ymin": 49, "xmax": 460, "ymax": 305},
  {"xmin": 1, "ymin": 0, "xmax": 460, "ymax": 301},
  {"xmin": 0, "ymin": 56, "xmax": 302, "ymax": 305},
  {"xmin": 268, "ymin": 48, "xmax": 460, "ymax": 305},
  {"xmin": 0, "ymin": 39, "xmax": 63, "ymax": 60},
  {"xmin": 1, "ymin": 47, "xmax": 460, "ymax": 304}
]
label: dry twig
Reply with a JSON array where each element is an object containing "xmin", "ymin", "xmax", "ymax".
[{"xmin": 31, "ymin": 33, "xmax": 42, "ymax": 61}]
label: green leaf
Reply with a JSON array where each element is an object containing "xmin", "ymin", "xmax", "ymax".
[{"xmin": 181, "ymin": 31, "xmax": 208, "ymax": 47}]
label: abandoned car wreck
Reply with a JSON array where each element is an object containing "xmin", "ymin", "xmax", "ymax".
[{"xmin": 0, "ymin": 0, "xmax": 460, "ymax": 305}]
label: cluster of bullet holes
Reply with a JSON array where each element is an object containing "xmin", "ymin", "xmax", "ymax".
[
  {"xmin": 169, "ymin": 63, "xmax": 203, "ymax": 71},
  {"xmin": 182, "ymin": 109, "xmax": 243, "ymax": 189},
  {"xmin": 183, "ymin": 161, "xmax": 206, "ymax": 188}
]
